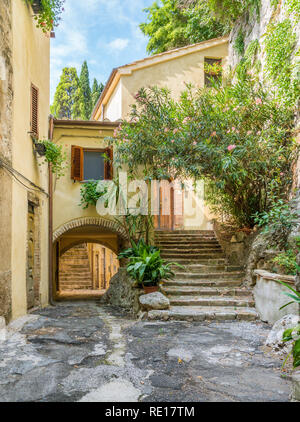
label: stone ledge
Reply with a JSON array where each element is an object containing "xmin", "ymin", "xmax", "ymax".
[{"xmin": 254, "ymin": 269, "xmax": 296, "ymax": 286}]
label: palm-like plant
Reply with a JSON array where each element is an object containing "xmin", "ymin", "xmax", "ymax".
[{"xmin": 119, "ymin": 240, "xmax": 183, "ymax": 287}]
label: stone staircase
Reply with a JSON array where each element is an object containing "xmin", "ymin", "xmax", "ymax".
[
  {"xmin": 59, "ymin": 244, "xmax": 93, "ymax": 291},
  {"xmin": 150, "ymin": 230, "xmax": 258, "ymax": 321}
]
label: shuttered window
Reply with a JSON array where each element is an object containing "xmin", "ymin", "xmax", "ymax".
[
  {"xmin": 31, "ymin": 84, "xmax": 39, "ymax": 138},
  {"xmin": 71, "ymin": 146, "xmax": 113, "ymax": 181}
]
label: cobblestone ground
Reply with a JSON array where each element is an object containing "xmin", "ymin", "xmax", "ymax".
[{"xmin": 0, "ymin": 302, "xmax": 291, "ymax": 402}]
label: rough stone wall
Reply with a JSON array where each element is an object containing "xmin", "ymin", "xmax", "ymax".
[
  {"xmin": 0, "ymin": 0, "xmax": 13, "ymax": 321},
  {"xmin": 100, "ymin": 268, "xmax": 143, "ymax": 316},
  {"xmin": 228, "ymin": 0, "xmax": 300, "ymax": 286}
]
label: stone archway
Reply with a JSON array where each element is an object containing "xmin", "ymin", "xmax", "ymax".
[
  {"xmin": 52, "ymin": 217, "xmax": 128, "ymax": 301},
  {"xmin": 53, "ymin": 217, "xmax": 127, "ymax": 243}
]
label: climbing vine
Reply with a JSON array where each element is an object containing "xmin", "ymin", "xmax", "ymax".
[{"xmin": 264, "ymin": 19, "xmax": 299, "ymax": 104}]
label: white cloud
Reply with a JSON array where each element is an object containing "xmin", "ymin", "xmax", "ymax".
[{"xmin": 107, "ymin": 38, "xmax": 129, "ymax": 51}]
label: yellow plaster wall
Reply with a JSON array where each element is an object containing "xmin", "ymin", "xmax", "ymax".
[
  {"xmin": 52, "ymin": 124, "xmax": 117, "ymax": 233},
  {"xmin": 11, "ymin": 0, "xmax": 50, "ymax": 319},
  {"xmin": 121, "ymin": 43, "xmax": 228, "ymax": 119},
  {"xmin": 104, "ymin": 80, "xmax": 122, "ymax": 122}
]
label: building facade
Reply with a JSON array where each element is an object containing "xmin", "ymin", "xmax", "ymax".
[{"xmin": 0, "ymin": 0, "xmax": 50, "ymax": 321}]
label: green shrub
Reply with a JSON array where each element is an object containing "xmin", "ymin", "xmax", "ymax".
[
  {"xmin": 253, "ymin": 199, "xmax": 300, "ymax": 248},
  {"xmin": 120, "ymin": 240, "xmax": 182, "ymax": 287},
  {"xmin": 79, "ymin": 181, "xmax": 107, "ymax": 209},
  {"xmin": 273, "ymin": 250, "xmax": 298, "ymax": 275}
]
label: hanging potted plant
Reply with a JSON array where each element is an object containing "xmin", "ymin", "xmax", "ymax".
[
  {"xmin": 35, "ymin": 139, "xmax": 67, "ymax": 180},
  {"xmin": 25, "ymin": 0, "xmax": 65, "ymax": 33}
]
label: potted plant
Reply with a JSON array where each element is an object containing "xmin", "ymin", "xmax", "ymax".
[
  {"xmin": 31, "ymin": 0, "xmax": 42, "ymax": 14},
  {"xmin": 119, "ymin": 240, "xmax": 182, "ymax": 294},
  {"xmin": 35, "ymin": 139, "xmax": 67, "ymax": 180}
]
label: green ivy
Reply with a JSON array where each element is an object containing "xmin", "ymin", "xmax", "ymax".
[
  {"xmin": 234, "ymin": 30, "xmax": 245, "ymax": 56},
  {"xmin": 79, "ymin": 181, "xmax": 107, "ymax": 209},
  {"xmin": 285, "ymin": 0, "xmax": 300, "ymax": 22},
  {"xmin": 264, "ymin": 19, "xmax": 299, "ymax": 104},
  {"xmin": 236, "ymin": 39, "xmax": 260, "ymax": 79}
]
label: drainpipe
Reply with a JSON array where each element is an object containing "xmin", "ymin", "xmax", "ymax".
[
  {"xmin": 48, "ymin": 116, "xmax": 55, "ymax": 306},
  {"xmin": 48, "ymin": 162, "xmax": 55, "ymax": 306}
]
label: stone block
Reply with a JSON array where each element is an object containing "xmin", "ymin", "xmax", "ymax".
[{"xmin": 139, "ymin": 292, "xmax": 170, "ymax": 311}]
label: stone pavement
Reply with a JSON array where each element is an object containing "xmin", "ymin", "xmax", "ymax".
[{"xmin": 0, "ymin": 302, "xmax": 291, "ymax": 402}]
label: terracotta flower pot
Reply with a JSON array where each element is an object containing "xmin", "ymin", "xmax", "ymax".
[{"xmin": 143, "ymin": 285, "xmax": 159, "ymax": 294}]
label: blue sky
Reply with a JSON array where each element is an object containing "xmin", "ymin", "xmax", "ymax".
[{"xmin": 50, "ymin": 0, "xmax": 153, "ymax": 102}]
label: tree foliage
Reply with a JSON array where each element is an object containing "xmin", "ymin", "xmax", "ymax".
[
  {"xmin": 51, "ymin": 63, "xmax": 104, "ymax": 120},
  {"xmin": 140, "ymin": 0, "xmax": 228, "ymax": 54},
  {"xmin": 92, "ymin": 78, "xmax": 104, "ymax": 108},
  {"xmin": 50, "ymin": 67, "xmax": 82, "ymax": 119},
  {"xmin": 79, "ymin": 61, "xmax": 92, "ymax": 120},
  {"xmin": 107, "ymin": 76, "xmax": 298, "ymax": 227}
]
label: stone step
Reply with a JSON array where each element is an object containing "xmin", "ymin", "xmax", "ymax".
[
  {"xmin": 148, "ymin": 306, "xmax": 258, "ymax": 322},
  {"xmin": 160, "ymin": 247, "xmax": 223, "ymax": 253},
  {"xmin": 161, "ymin": 252, "xmax": 225, "ymax": 259},
  {"xmin": 164, "ymin": 258, "xmax": 227, "ymax": 265},
  {"xmin": 161, "ymin": 286, "xmax": 252, "ymax": 297},
  {"xmin": 163, "ymin": 279, "xmax": 243, "ymax": 287},
  {"xmin": 173, "ymin": 271, "xmax": 244, "ymax": 280},
  {"xmin": 59, "ymin": 286, "xmax": 93, "ymax": 291},
  {"xmin": 158, "ymin": 244, "xmax": 221, "ymax": 250},
  {"xmin": 169, "ymin": 264, "xmax": 243, "ymax": 273},
  {"xmin": 155, "ymin": 230, "xmax": 215, "ymax": 235},
  {"xmin": 60, "ymin": 272, "xmax": 92, "ymax": 277},
  {"xmin": 168, "ymin": 295, "xmax": 255, "ymax": 307}
]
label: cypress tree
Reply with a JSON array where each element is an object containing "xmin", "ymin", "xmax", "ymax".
[
  {"xmin": 79, "ymin": 61, "xmax": 92, "ymax": 120},
  {"xmin": 92, "ymin": 78, "xmax": 104, "ymax": 108},
  {"xmin": 51, "ymin": 67, "xmax": 82, "ymax": 120}
]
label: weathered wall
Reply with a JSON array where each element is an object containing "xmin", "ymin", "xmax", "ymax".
[
  {"xmin": 0, "ymin": 0, "xmax": 13, "ymax": 321},
  {"xmin": 228, "ymin": 0, "xmax": 300, "ymax": 286},
  {"xmin": 10, "ymin": 0, "xmax": 50, "ymax": 319}
]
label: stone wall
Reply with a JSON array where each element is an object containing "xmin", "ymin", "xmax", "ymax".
[
  {"xmin": 228, "ymin": 0, "xmax": 300, "ymax": 288},
  {"xmin": 0, "ymin": 0, "xmax": 13, "ymax": 321}
]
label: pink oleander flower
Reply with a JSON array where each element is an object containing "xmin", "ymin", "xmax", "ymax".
[
  {"xmin": 211, "ymin": 131, "xmax": 217, "ymax": 137},
  {"xmin": 173, "ymin": 128, "xmax": 179, "ymax": 134},
  {"xmin": 164, "ymin": 128, "xmax": 169, "ymax": 133},
  {"xmin": 227, "ymin": 129, "xmax": 231, "ymax": 134},
  {"xmin": 247, "ymin": 131, "xmax": 252, "ymax": 135},
  {"xmin": 171, "ymin": 139, "xmax": 175, "ymax": 143},
  {"xmin": 256, "ymin": 98, "xmax": 262, "ymax": 105},
  {"xmin": 257, "ymin": 131, "xmax": 261, "ymax": 135},
  {"xmin": 231, "ymin": 127, "xmax": 236, "ymax": 132},
  {"xmin": 228, "ymin": 144, "xmax": 236, "ymax": 152},
  {"xmin": 280, "ymin": 172, "xmax": 284, "ymax": 176},
  {"xmin": 183, "ymin": 117, "xmax": 191, "ymax": 124},
  {"xmin": 193, "ymin": 141, "xmax": 197, "ymax": 146}
]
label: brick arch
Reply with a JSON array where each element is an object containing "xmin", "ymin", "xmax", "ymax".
[{"xmin": 53, "ymin": 217, "xmax": 127, "ymax": 242}]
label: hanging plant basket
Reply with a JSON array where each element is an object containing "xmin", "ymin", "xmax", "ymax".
[
  {"xmin": 35, "ymin": 142, "xmax": 46, "ymax": 157},
  {"xmin": 31, "ymin": 0, "xmax": 42, "ymax": 14}
]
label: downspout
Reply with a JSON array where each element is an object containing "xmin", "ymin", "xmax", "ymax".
[{"xmin": 48, "ymin": 116, "xmax": 55, "ymax": 306}]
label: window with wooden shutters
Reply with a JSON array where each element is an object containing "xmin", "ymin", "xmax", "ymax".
[
  {"xmin": 31, "ymin": 84, "xmax": 39, "ymax": 138},
  {"xmin": 71, "ymin": 146, "xmax": 83, "ymax": 181},
  {"xmin": 71, "ymin": 146, "xmax": 113, "ymax": 181}
]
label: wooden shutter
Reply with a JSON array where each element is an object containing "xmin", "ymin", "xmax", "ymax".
[
  {"xmin": 104, "ymin": 148, "xmax": 113, "ymax": 180},
  {"xmin": 71, "ymin": 146, "xmax": 83, "ymax": 181},
  {"xmin": 31, "ymin": 84, "xmax": 39, "ymax": 138}
]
